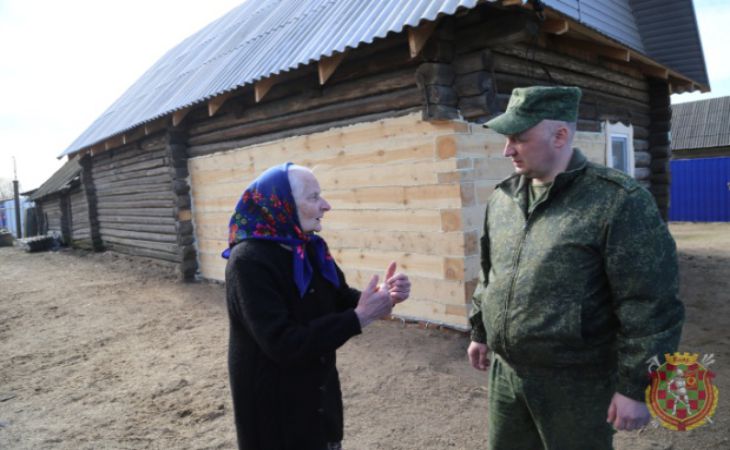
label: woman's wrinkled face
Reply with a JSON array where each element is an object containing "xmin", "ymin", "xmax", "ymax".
[{"xmin": 290, "ymin": 170, "xmax": 331, "ymax": 234}]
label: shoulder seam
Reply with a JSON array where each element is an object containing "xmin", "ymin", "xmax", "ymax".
[{"xmin": 585, "ymin": 163, "xmax": 640, "ymax": 192}]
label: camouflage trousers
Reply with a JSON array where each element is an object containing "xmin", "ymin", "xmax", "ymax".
[{"xmin": 488, "ymin": 354, "xmax": 616, "ymax": 450}]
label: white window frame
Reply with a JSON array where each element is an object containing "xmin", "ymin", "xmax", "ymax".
[{"xmin": 604, "ymin": 121, "xmax": 634, "ymax": 176}]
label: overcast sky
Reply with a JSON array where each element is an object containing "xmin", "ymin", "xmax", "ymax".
[
  {"xmin": 0, "ymin": 0, "xmax": 243, "ymax": 191},
  {"xmin": 0, "ymin": 0, "xmax": 727, "ymax": 191}
]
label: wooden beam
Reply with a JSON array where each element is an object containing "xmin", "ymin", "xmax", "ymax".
[
  {"xmin": 587, "ymin": 42, "xmax": 630, "ymax": 62},
  {"xmin": 644, "ymin": 65, "xmax": 669, "ymax": 80},
  {"xmin": 501, "ymin": 0, "xmax": 524, "ymax": 6},
  {"xmin": 103, "ymin": 134, "xmax": 124, "ymax": 151},
  {"xmin": 408, "ymin": 21, "xmax": 437, "ymax": 59},
  {"xmin": 122, "ymin": 127, "xmax": 145, "ymax": 145},
  {"xmin": 208, "ymin": 91, "xmax": 235, "ymax": 117},
  {"xmin": 459, "ymin": 13, "xmax": 539, "ymax": 51},
  {"xmin": 144, "ymin": 117, "xmax": 168, "ymax": 135},
  {"xmin": 318, "ymin": 52, "xmax": 346, "ymax": 85},
  {"xmin": 671, "ymin": 81, "xmax": 693, "ymax": 94},
  {"xmin": 544, "ymin": 8, "xmax": 702, "ymax": 90},
  {"xmin": 172, "ymin": 107, "xmax": 191, "ymax": 127},
  {"xmin": 615, "ymin": 54, "xmax": 692, "ymax": 88},
  {"xmin": 553, "ymin": 35, "xmax": 630, "ymax": 62},
  {"xmin": 255, "ymin": 76, "xmax": 277, "ymax": 103},
  {"xmin": 542, "ymin": 18, "xmax": 568, "ymax": 35},
  {"xmin": 631, "ymin": 56, "xmax": 669, "ymax": 79}
]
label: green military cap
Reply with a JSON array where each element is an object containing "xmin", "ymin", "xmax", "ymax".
[{"xmin": 484, "ymin": 86, "xmax": 581, "ymax": 135}]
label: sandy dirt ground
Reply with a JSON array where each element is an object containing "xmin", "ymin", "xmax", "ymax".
[{"xmin": 0, "ymin": 222, "xmax": 728, "ymax": 450}]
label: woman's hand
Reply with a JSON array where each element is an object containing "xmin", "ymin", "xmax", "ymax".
[
  {"xmin": 354, "ymin": 275, "xmax": 392, "ymax": 328},
  {"xmin": 383, "ymin": 261, "xmax": 410, "ymax": 305}
]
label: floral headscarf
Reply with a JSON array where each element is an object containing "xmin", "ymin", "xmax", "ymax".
[{"xmin": 221, "ymin": 162, "xmax": 340, "ymax": 297}]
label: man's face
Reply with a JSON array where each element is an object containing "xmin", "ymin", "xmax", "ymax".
[
  {"xmin": 291, "ymin": 171, "xmax": 331, "ymax": 234},
  {"xmin": 502, "ymin": 121, "xmax": 560, "ymax": 181}
]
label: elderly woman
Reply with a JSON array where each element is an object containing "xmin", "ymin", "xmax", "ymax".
[{"xmin": 223, "ymin": 163, "xmax": 410, "ymax": 450}]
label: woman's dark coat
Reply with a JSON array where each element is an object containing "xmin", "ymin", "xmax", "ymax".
[{"xmin": 226, "ymin": 239, "xmax": 362, "ymax": 450}]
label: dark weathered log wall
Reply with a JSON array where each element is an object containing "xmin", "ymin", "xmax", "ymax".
[
  {"xmin": 446, "ymin": 8, "xmax": 666, "ymax": 210},
  {"xmin": 453, "ymin": 47, "xmax": 651, "ymax": 176},
  {"xmin": 39, "ymin": 197, "xmax": 63, "ymax": 240},
  {"xmin": 91, "ymin": 133, "xmax": 179, "ymax": 265},
  {"xmin": 184, "ymin": 36, "xmax": 423, "ymax": 158},
  {"xmin": 69, "ymin": 187, "xmax": 91, "ymax": 246},
  {"xmin": 646, "ymin": 79, "xmax": 672, "ymax": 219},
  {"xmin": 167, "ymin": 128, "xmax": 198, "ymax": 280},
  {"xmin": 79, "ymin": 154, "xmax": 103, "ymax": 251},
  {"xmin": 60, "ymin": 194, "xmax": 72, "ymax": 244}
]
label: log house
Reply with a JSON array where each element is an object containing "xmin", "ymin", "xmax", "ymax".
[{"xmin": 49, "ymin": 0, "xmax": 709, "ymax": 328}]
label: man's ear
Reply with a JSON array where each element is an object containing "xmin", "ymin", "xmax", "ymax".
[{"xmin": 553, "ymin": 125, "xmax": 570, "ymax": 150}]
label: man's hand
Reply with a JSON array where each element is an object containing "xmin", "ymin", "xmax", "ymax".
[
  {"xmin": 606, "ymin": 392, "xmax": 651, "ymax": 431},
  {"xmin": 354, "ymin": 275, "xmax": 392, "ymax": 328},
  {"xmin": 467, "ymin": 341, "xmax": 490, "ymax": 371},
  {"xmin": 382, "ymin": 261, "xmax": 410, "ymax": 305}
]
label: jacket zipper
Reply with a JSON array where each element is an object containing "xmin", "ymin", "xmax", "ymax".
[
  {"xmin": 501, "ymin": 217, "xmax": 529, "ymax": 361},
  {"xmin": 501, "ymin": 187, "xmax": 549, "ymax": 361}
]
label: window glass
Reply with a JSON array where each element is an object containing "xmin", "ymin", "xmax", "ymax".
[
  {"xmin": 604, "ymin": 122, "xmax": 634, "ymax": 177},
  {"xmin": 611, "ymin": 136, "xmax": 628, "ymax": 172}
]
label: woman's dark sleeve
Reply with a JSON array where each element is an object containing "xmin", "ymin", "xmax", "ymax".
[
  {"xmin": 228, "ymin": 255, "xmax": 362, "ymax": 367},
  {"xmin": 334, "ymin": 264, "xmax": 361, "ymax": 311}
]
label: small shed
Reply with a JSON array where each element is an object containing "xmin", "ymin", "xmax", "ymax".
[
  {"xmin": 55, "ymin": 0, "xmax": 709, "ymax": 328},
  {"xmin": 29, "ymin": 159, "xmax": 99, "ymax": 248},
  {"xmin": 670, "ymin": 97, "xmax": 730, "ymax": 222}
]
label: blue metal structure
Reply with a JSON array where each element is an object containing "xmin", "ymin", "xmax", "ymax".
[
  {"xmin": 669, "ymin": 157, "xmax": 730, "ymax": 222},
  {"xmin": 0, "ymin": 197, "xmax": 33, "ymax": 237}
]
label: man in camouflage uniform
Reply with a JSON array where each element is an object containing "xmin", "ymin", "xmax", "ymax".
[{"xmin": 467, "ymin": 86, "xmax": 684, "ymax": 449}]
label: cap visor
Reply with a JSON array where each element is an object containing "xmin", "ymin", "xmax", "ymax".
[{"xmin": 484, "ymin": 112, "xmax": 541, "ymax": 135}]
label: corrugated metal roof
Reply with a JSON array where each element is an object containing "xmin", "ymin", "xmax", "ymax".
[
  {"xmin": 30, "ymin": 159, "xmax": 82, "ymax": 200},
  {"xmin": 671, "ymin": 97, "xmax": 730, "ymax": 151},
  {"xmin": 61, "ymin": 0, "xmax": 480, "ymax": 156},
  {"xmin": 60, "ymin": 0, "xmax": 708, "ymax": 157},
  {"xmin": 630, "ymin": 0, "xmax": 709, "ymax": 87},
  {"xmin": 550, "ymin": 0, "xmax": 645, "ymax": 53}
]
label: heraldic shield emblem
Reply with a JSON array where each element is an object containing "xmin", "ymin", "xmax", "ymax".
[{"xmin": 646, "ymin": 352, "xmax": 719, "ymax": 431}]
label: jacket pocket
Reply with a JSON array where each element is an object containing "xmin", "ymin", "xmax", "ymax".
[{"xmin": 506, "ymin": 294, "xmax": 584, "ymax": 367}]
